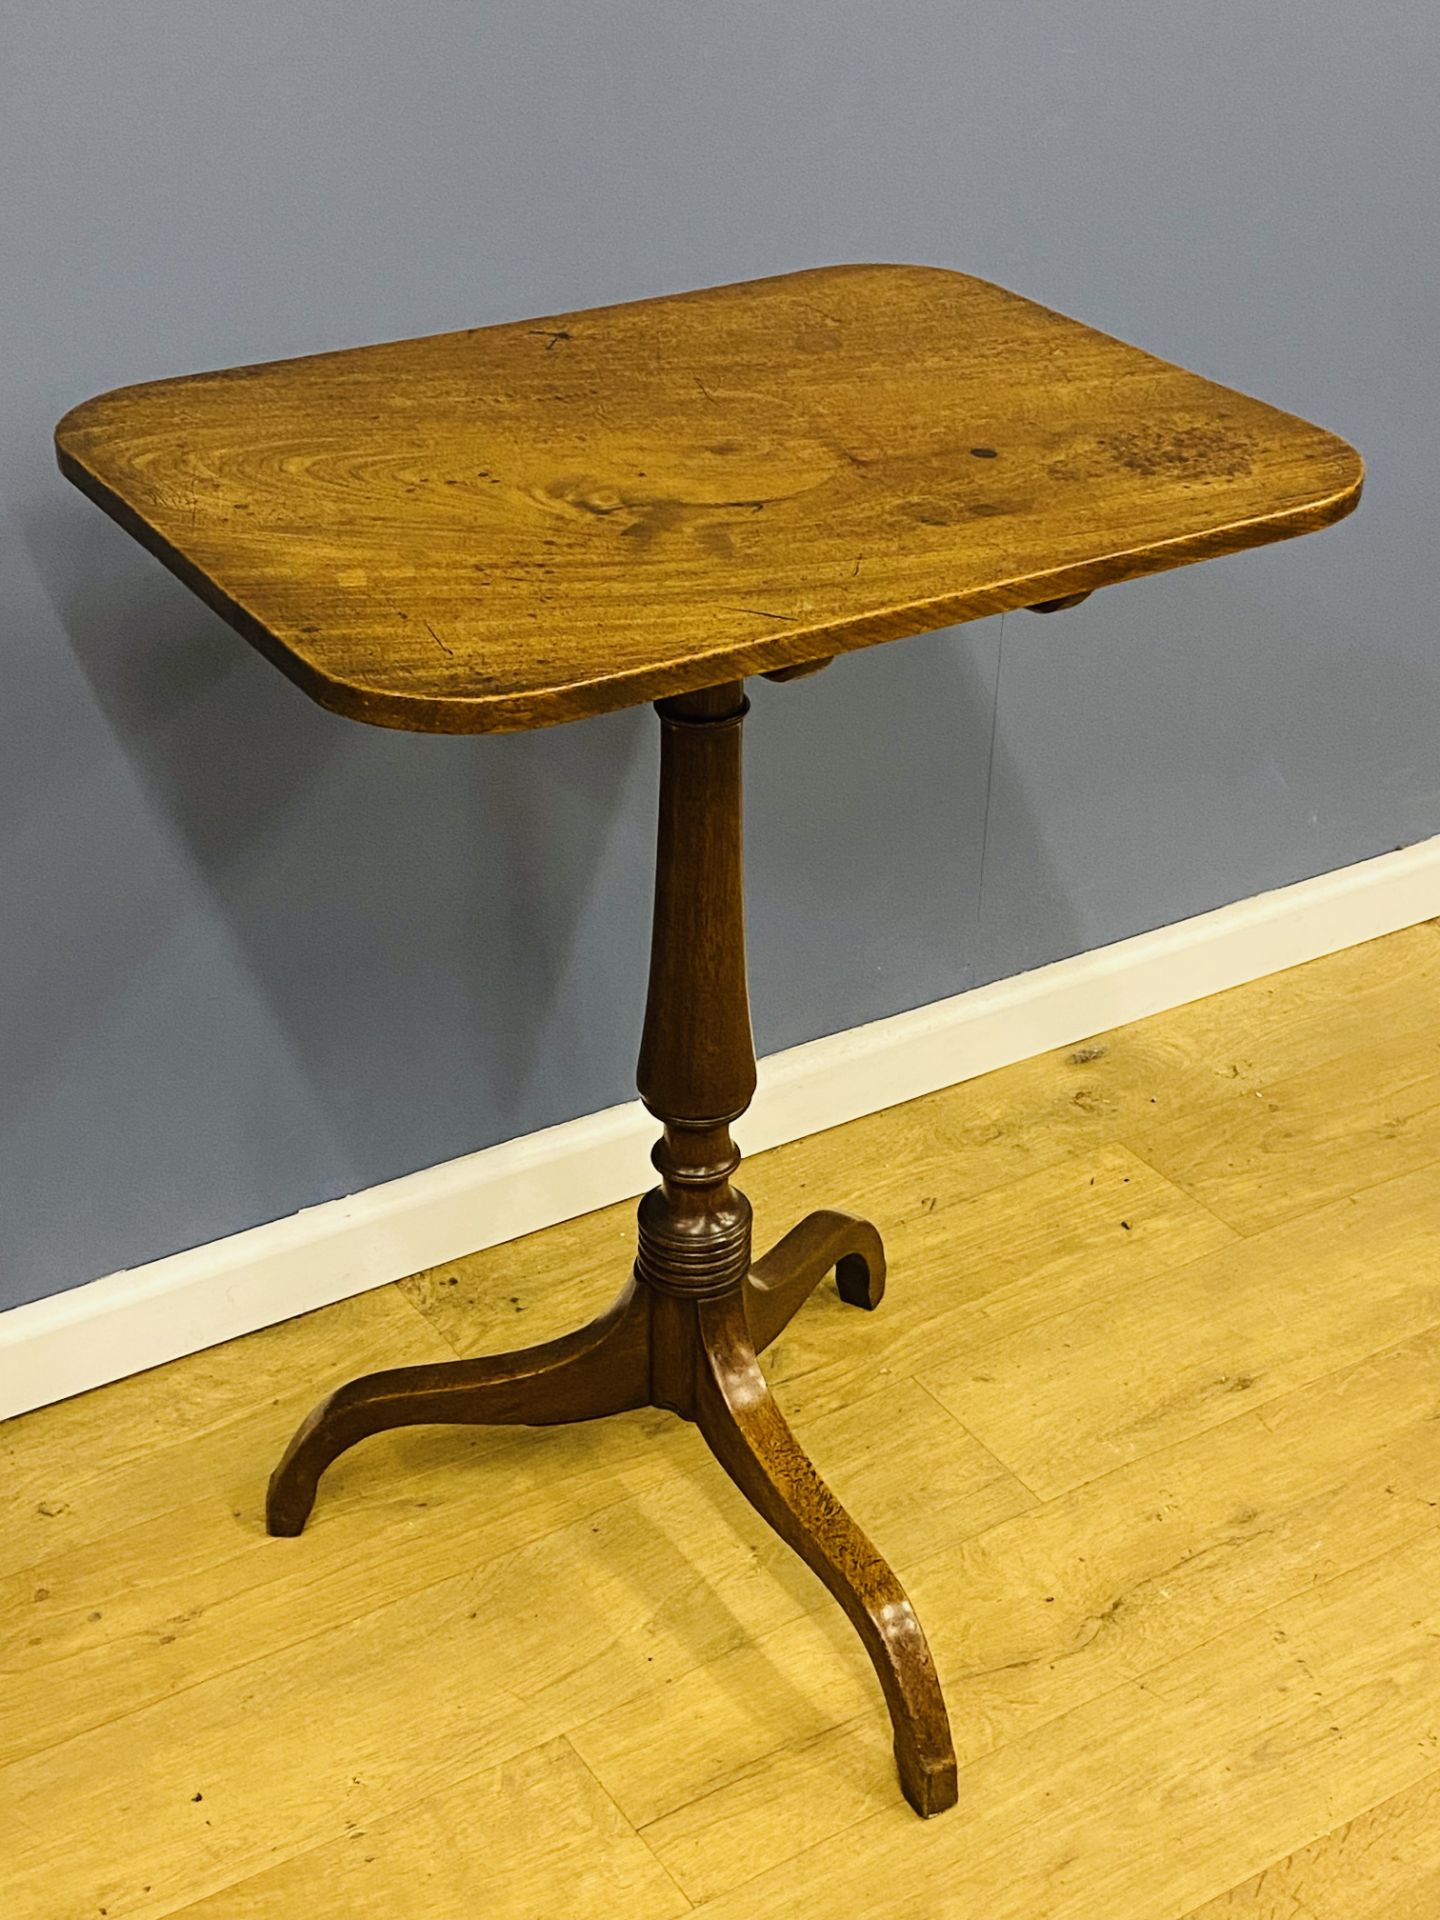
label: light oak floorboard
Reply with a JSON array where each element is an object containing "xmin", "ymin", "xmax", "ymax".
[
  {"xmin": 166, "ymin": 1736, "xmax": 689, "ymax": 1920},
  {"xmin": 0, "ymin": 1570, "xmax": 557, "ymax": 1920},
  {"xmin": 0, "ymin": 1370, "xmax": 1027, "ymax": 1777},
  {"xmin": 921, "ymin": 1157, "xmax": 1440, "ymax": 1497},
  {"xmin": 687, "ymin": 1529, "xmax": 1440, "ymax": 1920},
  {"xmin": 577, "ymin": 1325, "xmax": 1440, "ymax": 1895},
  {"xmin": 1130, "ymin": 1019, "xmax": 1440, "ymax": 1236},
  {"xmin": 1181, "ymin": 1765, "xmax": 1440, "ymax": 1917},
  {"xmin": 4, "ymin": 924, "xmax": 1440, "ymax": 1918},
  {"xmin": 0, "ymin": 1284, "xmax": 450, "ymax": 1578},
  {"xmin": 1100, "ymin": 917, "xmax": 1440, "ymax": 1114}
]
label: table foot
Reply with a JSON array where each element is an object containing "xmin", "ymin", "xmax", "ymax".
[
  {"xmin": 693, "ymin": 1290, "xmax": 959, "ymax": 1817},
  {"xmin": 744, "ymin": 1208, "xmax": 886, "ymax": 1352},
  {"xmin": 265, "ymin": 1279, "xmax": 651, "ymax": 1536}
]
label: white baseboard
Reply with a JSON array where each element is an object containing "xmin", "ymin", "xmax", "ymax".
[{"xmin": 6, "ymin": 834, "xmax": 1439, "ymax": 1420}]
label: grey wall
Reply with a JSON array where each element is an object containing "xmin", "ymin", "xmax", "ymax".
[{"xmin": 3, "ymin": 4, "xmax": 1435, "ymax": 1310}]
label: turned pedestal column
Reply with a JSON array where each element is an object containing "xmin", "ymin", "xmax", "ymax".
[{"xmin": 265, "ymin": 678, "xmax": 959, "ymax": 1816}]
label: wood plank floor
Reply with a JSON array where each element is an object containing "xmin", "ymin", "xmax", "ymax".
[{"xmin": 5, "ymin": 918, "xmax": 1440, "ymax": 1919}]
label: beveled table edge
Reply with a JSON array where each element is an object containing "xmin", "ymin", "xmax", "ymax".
[{"xmin": 53, "ymin": 262, "xmax": 1365, "ymax": 734}]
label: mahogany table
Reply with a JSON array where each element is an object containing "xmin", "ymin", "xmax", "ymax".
[{"xmin": 55, "ymin": 264, "xmax": 1362, "ymax": 1817}]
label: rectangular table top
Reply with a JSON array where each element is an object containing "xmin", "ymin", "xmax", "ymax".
[{"xmin": 55, "ymin": 264, "xmax": 1362, "ymax": 733}]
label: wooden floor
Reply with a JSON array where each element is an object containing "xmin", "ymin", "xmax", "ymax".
[{"xmin": 6, "ymin": 923, "xmax": 1440, "ymax": 1919}]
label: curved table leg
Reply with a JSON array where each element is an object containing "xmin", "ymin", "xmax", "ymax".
[
  {"xmin": 267, "ymin": 1279, "xmax": 651, "ymax": 1537},
  {"xmin": 744, "ymin": 1208, "xmax": 886, "ymax": 1353},
  {"xmin": 692, "ymin": 1291, "xmax": 957, "ymax": 1817}
]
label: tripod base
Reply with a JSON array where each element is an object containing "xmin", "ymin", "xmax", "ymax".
[{"xmin": 267, "ymin": 1207, "xmax": 959, "ymax": 1818}]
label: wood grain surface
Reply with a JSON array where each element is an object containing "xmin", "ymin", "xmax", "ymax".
[{"xmin": 54, "ymin": 263, "xmax": 1362, "ymax": 732}]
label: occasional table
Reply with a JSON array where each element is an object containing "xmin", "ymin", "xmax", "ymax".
[{"xmin": 55, "ymin": 264, "xmax": 1362, "ymax": 1816}]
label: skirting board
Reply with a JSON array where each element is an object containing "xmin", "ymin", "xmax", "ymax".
[{"xmin": 5, "ymin": 832, "xmax": 1440, "ymax": 1420}]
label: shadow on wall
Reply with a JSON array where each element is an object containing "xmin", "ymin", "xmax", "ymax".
[
  {"xmin": 974, "ymin": 543, "xmax": 1440, "ymax": 983},
  {"xmin": 19, "ymin": 484, "xmax": 1084, "ymax": 1284},
  {"xmin": 741, "ymin": 611, "xmax": 1082, "ymax": 1051},
  {"xmin": 21, "ymin": 496, "xmax": 655, "ymax": 1182},
  {"xmin": 753, "ymin": 610, "xmax": 1078, "ymax": 1051},
  {"xmin": 1195, "ymin": 561, "xmax": 1440, "ymax": 854}
]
